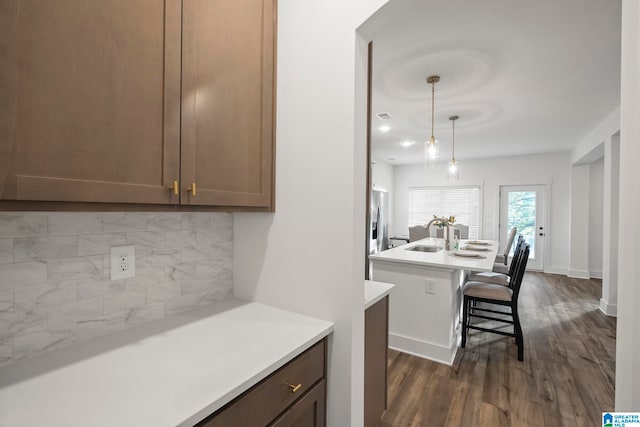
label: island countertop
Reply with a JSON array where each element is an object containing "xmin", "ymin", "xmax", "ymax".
[
  {"xmin": 369, "ymin": 238, "xmax": 499, "ymax": 272},
  {"xmin": 0, "ymin": 298, "xmax": 334, "ymax": 427}
]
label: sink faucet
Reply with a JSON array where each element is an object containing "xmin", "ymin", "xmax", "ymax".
[{"xmin": 424, "ymin": 217, "xmax": 453, "ymax": 251}]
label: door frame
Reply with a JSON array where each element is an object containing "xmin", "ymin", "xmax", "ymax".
[{"xmin": 495, "ymin": 179, "xmax": 551, "ymax": 271}]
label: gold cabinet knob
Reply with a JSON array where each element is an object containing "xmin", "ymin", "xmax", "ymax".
[
  {"xmin": 287, "ymin": 383, "xmax": 302, "ymax": 393},
  {"xmin": 169, "ymin": 180, "xmax": 179, "ymax": 195},
  {"xmin": 187, "ymin": 182, "xmax": 196, "ymax": 196}
]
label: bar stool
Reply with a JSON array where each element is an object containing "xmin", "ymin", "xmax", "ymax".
[
  {"xmin": 468, "ymin": 235, "xmax": 525, "ymax": 286},
  {"xmin": 461, "ymin": 244, "xmax": 530, "ymax": 361}
]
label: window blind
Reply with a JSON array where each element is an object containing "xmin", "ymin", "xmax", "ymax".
[{"xmin": 408, "ymin": 186, "xmax": 480, "ymax": 239}]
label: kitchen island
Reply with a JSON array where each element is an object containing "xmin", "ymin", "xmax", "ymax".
[{"xmin": 369, "ymin": 238, "xmax": 498, "ymax": 365}]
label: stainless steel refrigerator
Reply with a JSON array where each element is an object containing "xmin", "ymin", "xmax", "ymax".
[{"xmin": 369, "ymin": 189, "xmax": 389, "ymax": 255}]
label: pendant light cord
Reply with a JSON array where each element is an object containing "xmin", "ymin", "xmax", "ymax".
[
  {"xmin": 452, "ymin": 118, "xmax": 455, "ymax": 161},
  {"xmin": 431, "ymin": 82, "xmax": 435, "ymax": 140}
]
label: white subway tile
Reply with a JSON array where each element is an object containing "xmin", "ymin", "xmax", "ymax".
[
  {"xmin": 48, "ymin": 213, "xmax": 103, "ymax": 236},
  {"xmin": 14, "ymin": 282, "xmax": 76, "ymax": 311},
  {"xmin": 104, "ymin": 289, "xmax": 146, "ymax": 315},
  {"xmin": 0, "ymin": 239, "xmax": 13, "ymax": 264},
  {"xmin": 0, "ymin": 337, "xmax": 12, "ymax": 366},
  {"xmin": 125, "ymin": 231, "xmax": 166, "ymax": 254},
  {"xmin": 48, "ymin": 297, "xmax": 103, "ymax": 328},
  {"xmin": 47, "ymin": 256, "xmax": 104, "ymax": 282},
  {"xmin": 13, "ymin": 326, "xmax": 75, "ymax": 360},
  {"xmin": 0, "ymin": 310, "xmax": 47, "ymax": 337},
  {"xmin": 164, "ymin": 294, "xmax": 197, "ymax": 316},
  {"xmin": 125, "ymin": 304, "xmax": 164, "ymax": 326},
  {"xmin": 76, "ymin": 278, "xmax": 126, "ymax": 300},
  {"xmin": 0, "ymin": 261, "xmax": 47, "ymax": 290},
  {"xmin": 0, "ymin": 289, "xmax": 12, "ymax": 313},
  {"xmin": 76, "ymin": 312, "xmax": 128, "ymax": 342},
  {"xmin": 146, "ymin": 213, "xmax": 183, "ymax": 231},
  {"xmin": 14, "ymin": 236, "xmax": 78, "ymax": 261},
  {"xmin": 145, "ymin": 280, "xmax": 181, "ymax": 304},
  {"xmin": 103, "ymin": 213, "xmax": 148, "ymax": 233},
  {"xmin": 0, "ymin": 213, "xmax": 47, "ymax": 238},
  {"xmin": 78, "ymin": 233, "xmax": 127, "ymax": 256}
]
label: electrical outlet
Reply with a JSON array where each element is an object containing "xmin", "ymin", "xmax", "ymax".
[
  {"xmin": 424, "ymin": 279, "xmax": 435, "ymax": 295},
  {"xmin": 110, "ymin": 245, "xmax": 135, "ymax": 280}
]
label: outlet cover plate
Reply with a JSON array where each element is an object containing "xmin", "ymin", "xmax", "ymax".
[
  {"xmin": 110, "ymin": 245, "xmax": 135, "ymax": 281},
  {"xmin": 424, "ymin": 279, "xmax": 436, "ymax": 295}
]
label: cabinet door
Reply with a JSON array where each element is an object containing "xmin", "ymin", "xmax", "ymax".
[
  {"xmin": 181, "ymin": 0, "xmax": 276, "ymax": 208},
  {"xmin": 0, "ymin": 0, "xmax": 181, "ymax": 204},
  {"xmin": 270, "ymin": 380, "xmax": 326, "ymax": 427},
  {"xmin": 364, "ymin": 296, "xmax": 389, "ymax": 427}
]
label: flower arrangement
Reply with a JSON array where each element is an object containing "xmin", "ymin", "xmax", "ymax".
[{"xmin": 432, "ymin": 214, "xmax": 456, "ymax": 227}]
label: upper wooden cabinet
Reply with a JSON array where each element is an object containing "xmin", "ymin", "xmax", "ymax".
[
  {"xmin": 181, "ymin": 0, "xmax": 275, "ymax": 208},
  {"xmin": 0, "ymin": 0, "xmax": 276, "ymax": 210}
]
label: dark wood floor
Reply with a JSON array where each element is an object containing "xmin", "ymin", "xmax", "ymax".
[{"xmin": 381, "ymin": 272, "xmax": 616, "ymax": 427}]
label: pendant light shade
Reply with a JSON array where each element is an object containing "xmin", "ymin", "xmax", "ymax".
[
  {"xmin": 425, "ymin": 75, "xmax": 440, "ymax": 168},
  {"xmin": 448, "ymin": 115, "xmax": 459, "ymax": 181}
]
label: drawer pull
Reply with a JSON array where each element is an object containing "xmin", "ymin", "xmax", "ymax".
[
  {"xmin": 169, "ymin": 180, "xmax": 179, "ymax": 195},
  {"xmin": 287, "ymin": 383, "xmax": 302, "ymax": 393}
]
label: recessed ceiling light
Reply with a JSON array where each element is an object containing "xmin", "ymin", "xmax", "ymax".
[
  {"xmin": 388, "ymin": 158, "xmax": 395, "ymax": 161},
  {"xmin": 376, "ymin": 112, "xmax": 393, "ymax": 120},
  {"xmin": 399, "ymin": 140, "xmax": 416, "ymax": 147},
  {"xmin": 379, "ymin": 125, "xmax": 391, "ymax": 132}
]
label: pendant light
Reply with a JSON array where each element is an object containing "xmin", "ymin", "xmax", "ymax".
[
  {"xmin": 425, "ymin": 75, "xmax": 440, "ymax": 168},
  {"xmin": 448, "ymin": 115, "xmax": 459, "ymax": 181}
]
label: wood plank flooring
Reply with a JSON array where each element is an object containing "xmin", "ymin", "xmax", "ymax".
[{"xmin": 381, "ymin": 272, "xmax": 616, "ymax": 427}]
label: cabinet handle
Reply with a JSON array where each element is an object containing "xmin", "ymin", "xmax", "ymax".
[
  {"xmin": 187, "ymin": 182, "xmax": 196, "ymax": 196},
  {"xmin": 287, "ymin": 383, "xmax": 302, "ymax": 393},
  {"xmin": 169, "ymin": 181, "xmax": 179, "ymax": 195}
]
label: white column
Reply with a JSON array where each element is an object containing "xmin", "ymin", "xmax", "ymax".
[
  {"xmin": 600, "ymin": 134, "xmax": 620, "ymax": 316},
  {"xmin": 568, "ymin": 164, "xmax": 590, "ymax": 278},
  {"xmin": 616, "ymin": 0, "xmax": 640, "ymax": 411}
]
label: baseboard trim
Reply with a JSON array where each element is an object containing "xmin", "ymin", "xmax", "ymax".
[
  {"xmin": 589, "ymin": 270, "xmax": 603, "ymax": 279},
  {"xmin": 567, "ymin": 269, "xmax": 590, "ymax": 279},
  {"xmin": 388, "ymin": 333, "xmax": 457, "ymax": 366},
  {"xmin": 544, "ymin": 266, "xmax": 568, "ymax": 275},
  {"xmin": 599, "ymin": 299, "xmax": 618, "ymax": 317}
]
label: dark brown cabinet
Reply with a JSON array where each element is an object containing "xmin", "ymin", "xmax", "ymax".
[
  {"xmin": 197, "ymin": 339, "xmax": 327, "ymax": 427},
  {"xmin": 364, "ymin": 296, "xmax": 389, "ymax": 427},
  {"xmin": 0, "ymin": 0, "xmax": 275, "ymax": 210},
  {"xmin": 270, "ymin": 381, "xmax": 326, "ymax": 427}
]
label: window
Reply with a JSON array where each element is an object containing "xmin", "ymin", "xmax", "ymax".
[{"xmin": 408, "ymin": 186, "xmax": 481, "ymax": 239}]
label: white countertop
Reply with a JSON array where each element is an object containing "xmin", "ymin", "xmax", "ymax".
[
  {"xmin": 365, "ymin": 280, "xmax": 395, "ymax": 309},
  {"xmin": 0, "ymin": 298, "xmax": 334, "ymax": 427},
  {"xmin": 369, "ymin": 238, "xmax": 498, "ymax": 272}
]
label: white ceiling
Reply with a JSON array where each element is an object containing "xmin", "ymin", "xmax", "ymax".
[{"xmin": 371, "ymin": 0, "xmax": 621, "ymax": 165}]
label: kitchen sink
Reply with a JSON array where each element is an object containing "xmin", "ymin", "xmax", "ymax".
[{"xmin": 406, "ymin": 245, "xmax": 442, "ymax": 253}]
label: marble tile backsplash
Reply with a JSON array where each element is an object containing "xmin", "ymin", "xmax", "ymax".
[{"xmin": 0, "ymin": 212, "xmax": 233, "ymax": 366}]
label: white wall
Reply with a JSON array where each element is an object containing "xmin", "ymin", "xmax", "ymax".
[
  {"xmin": 233, "ymin": 1, "xmax": 387, "ymax": 426},
  {"xmin": 371, "ymin": 157, "xmax": 394, "ymax": 193},
  {"xmin": 601, "ymin": 134, "xmax": 620, "ymax": 316},
  {"xmin": 391, "ymin": 152, "xmax": 571, "ymax": 273},
  {"xmin": 568, "ymin": 164, "xmax": 591, "ymax": 278},
  {"xmin": 588, "ymin": 158, "xmax": 604, "ymax": 278},
  {"xmin": 571, "ymin": 107, "xmax": 620, "ymax": 165},
  {"xmin": 616, "ymin": 0, "xmax": 640, "ymax": 410}
]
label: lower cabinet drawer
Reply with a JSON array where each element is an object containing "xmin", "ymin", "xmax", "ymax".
[
  {"xmin": 197, "ymin": 339, "xmax": 326, "ymax": 427},
  {"xmin": 270, "ymin": 380, "xmax": 326, "ymax": 427}
]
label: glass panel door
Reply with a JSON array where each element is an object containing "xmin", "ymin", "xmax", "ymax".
[{"xmin": 499, "ymin": 185, "xmax": 545, "ymax": 270}]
